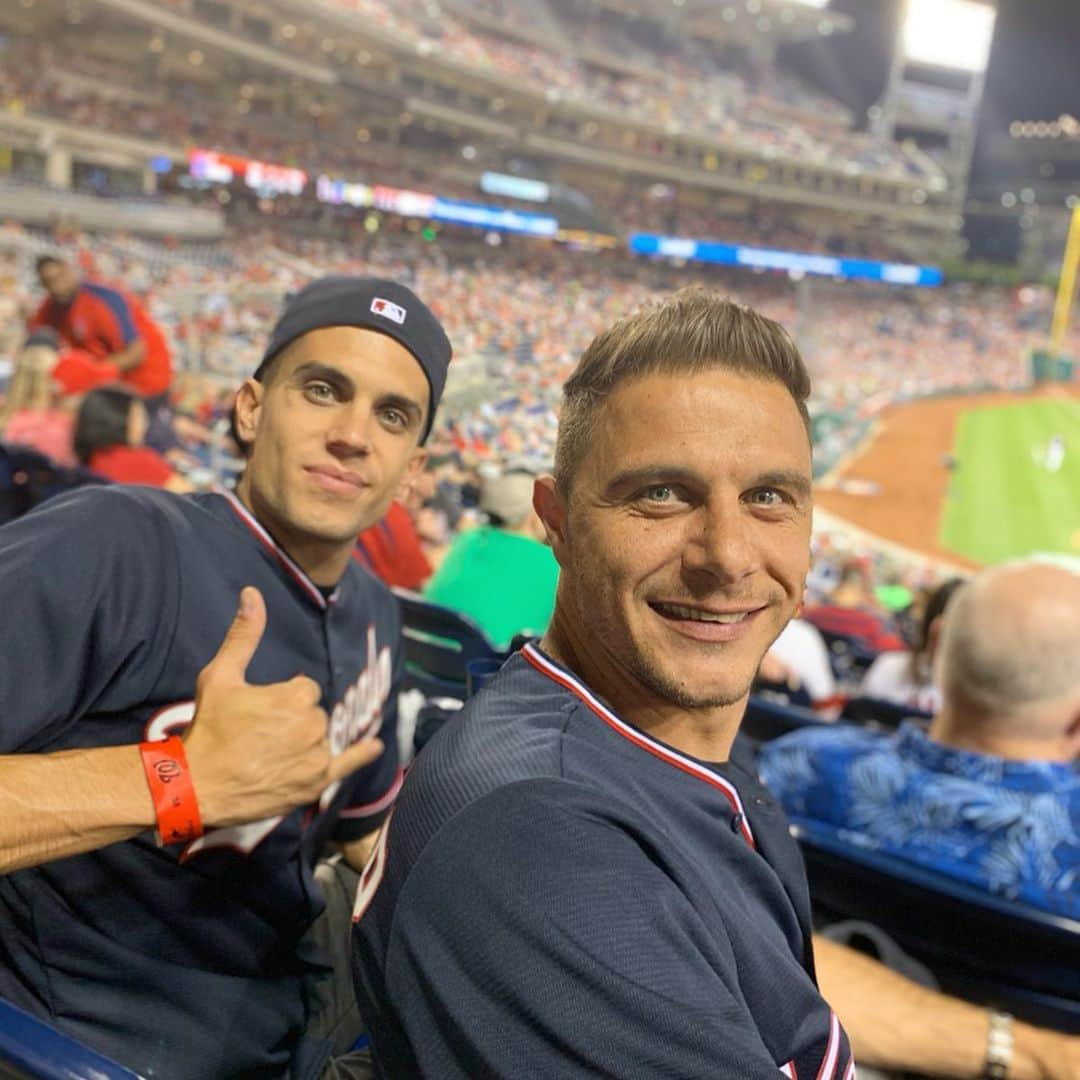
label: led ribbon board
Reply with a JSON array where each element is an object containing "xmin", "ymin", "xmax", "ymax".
[{"xmin": 628, "ymin": 234, "xmax": 944, "ymax": 287}]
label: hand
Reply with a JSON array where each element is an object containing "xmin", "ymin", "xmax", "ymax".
[
  {"xmin": 184, "ymin": 587, "xmax": 384, "ymax": 828},
  {"xmin": 1014, "ymin": 1021, "xmax": 1080, "ymax": 1080}
]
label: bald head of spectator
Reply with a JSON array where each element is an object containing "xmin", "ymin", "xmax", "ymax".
[{"xmin": 931, "ymin": 561, "xmax": 1080, "ymax": 763}]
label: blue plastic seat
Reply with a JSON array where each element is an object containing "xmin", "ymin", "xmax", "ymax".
[
  {"xmin": 841, "ymin": 695, "xmax": 933, "ymax": 731},
  {"xmin": 393, "ymin": 588, "xmax": 505, "ymax": 699},
  {"xmin": 790, "ymin": 817, "xmax": 1080, "ymax": 1033},
  {"xmin": 740, "ymin": 694, "xmax": 830, "ymax": 747},
  {"xmin": 0, "ymin": 997, "xmax": 138, "ymax": 1079}
]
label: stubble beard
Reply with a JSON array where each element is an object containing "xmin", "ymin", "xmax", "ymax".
[{"xmin": 571, "ymin": 571, "xmax": 756, "ymax": 713}]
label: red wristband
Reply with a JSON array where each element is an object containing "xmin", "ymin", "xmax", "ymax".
[{"xmin": 139, "ymin": 736, "xmax": 203, "ymax": 845}]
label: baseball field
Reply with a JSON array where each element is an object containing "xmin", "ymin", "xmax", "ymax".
[
  {"xmin": 940, "ymin": 398, "xmax": 1080, "ymax": 565},
  {"xmin": 815, "ymin": 386, "xmax": 1080, "ymax": 571}
]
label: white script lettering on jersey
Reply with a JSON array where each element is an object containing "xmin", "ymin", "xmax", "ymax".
[
  {"xmin": 320, "ymin": 624, "xmax": 393, "ymax": 811},
  {"xmin": 142, "ymin": 623, "xmax": 392, "ymax": 858}
]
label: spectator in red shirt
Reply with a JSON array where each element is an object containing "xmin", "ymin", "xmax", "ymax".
[
  {"xmin": 73, "ymin": 385, "xmax": 190, "ymax": 491},
  {"xmin": 28, "ymin": 255, "xmax": 173, "ymax": 403},
  {"xmin": 354, "ymin": 499, "xmax": 433, "ymax": 591},
  {"xmin": 804, "ymin": 559, "xmax": 905, "ymax": 654}
]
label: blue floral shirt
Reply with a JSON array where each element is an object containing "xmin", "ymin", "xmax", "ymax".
[{"xmin": 759, "ymin": 723, "xmax": 1080, "ymax": 918}]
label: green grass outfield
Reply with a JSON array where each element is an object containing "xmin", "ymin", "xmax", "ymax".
[{"xmin": 939, "ymin": 397, "xmax": 1080, "ymax": 565}]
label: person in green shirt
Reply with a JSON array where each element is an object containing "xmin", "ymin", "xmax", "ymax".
[{"xmin": 423, "ymin": 468, "xmax": 559, "ymax": 650}]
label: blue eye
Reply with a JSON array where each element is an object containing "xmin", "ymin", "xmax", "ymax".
[{"xmin": 304, "ymin": 381, "xmax": 336, "ymax": 403}]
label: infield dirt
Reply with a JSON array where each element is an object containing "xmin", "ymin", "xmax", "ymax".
[{"xmin": 813, "ymin": 385, "xmax": 1080, "ymax": 571}]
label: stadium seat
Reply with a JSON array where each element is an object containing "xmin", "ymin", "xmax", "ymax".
[
  {"xmin": 0, "ymin": 996, "xmax": 138, "ymax": 1080},
  {"xmin": 790, "ymin": 818, "xmax": 1080, "ymax": 1033},
  {"xmin": 749, "ymin": 678, "xmax": 814, "ymax": 710},
  {"xmin": 392, "ymin": 589, "xmax": 506, "ymax": 699},
  {"xmin": 0, "ymin": 442, "xmax": 107, "ymax": 527},
  {"xmin": 816, "ymin": 629, "xmax": 881, "ymax": 682},
  {"xmin": 841, "ymin": 695, "xmax": 933, "ymax": 730},
  {"xmin": 740, "ymin": 695, "xmax": 830, "ymax": 747}
]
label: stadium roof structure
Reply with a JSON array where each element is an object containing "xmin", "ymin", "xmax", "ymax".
[{"xmin": 573, "ymin": 0, "xmax": 853, "ymax": 48}]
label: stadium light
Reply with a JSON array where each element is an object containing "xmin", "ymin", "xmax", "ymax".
[{"xmin": 902, "ymin": 0, "xmax": 996, "ymax": 73}]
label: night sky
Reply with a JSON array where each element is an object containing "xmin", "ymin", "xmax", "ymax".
[{"xmin": 779, "ymin": 0, "xmax": 1080, "ymax": 185}]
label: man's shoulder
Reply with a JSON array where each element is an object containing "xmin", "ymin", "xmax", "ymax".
[
  {"xmin": 11, "ymin": 483, "xmax": 183, "ymax": 535},
  {"xmin": 407, "ymin": 656, "xmax": 575, "ymax": 801},
  {"xmin": 385, "ymin": 654, "xmax": 596, "ymax": 854},
  {"xmin": 80, "ymin": 280, "xmax": 131, "ymax": 307}
]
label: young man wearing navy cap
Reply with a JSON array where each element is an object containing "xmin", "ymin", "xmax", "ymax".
[{"xmin": 0, "ymin": 276, "xmax": 451, "ymax": 1078}]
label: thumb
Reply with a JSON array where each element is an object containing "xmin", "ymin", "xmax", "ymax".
[
  {"xmin": 327, "ymin": 738, "xmax": 385, "ymax": 783},
  {"xmin": 205, "ymin": 586, "xmax": 267, "ymax": 686}
]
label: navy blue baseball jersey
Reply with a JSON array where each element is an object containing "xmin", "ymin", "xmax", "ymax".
[
  {"xmin": 353, "ymin": 642, "xmax": 854, "ymax": 1079},
  {"xmin": 0, "ymin": 485, "xmax": 403, "ymax": 1079}
]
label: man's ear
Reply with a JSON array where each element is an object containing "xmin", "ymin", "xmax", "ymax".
[
  {"xmin": 396, "ymin": 448, "xmax": 429, "ymax": 501},
  {"xmin": 233, "ymin": 378, "xmax": 264, "ymax": 450},
  {"xmin": 533, "ymin": 475, "xmax": 569, "ymax": 565}
]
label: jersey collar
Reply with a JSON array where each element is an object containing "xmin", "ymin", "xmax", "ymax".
[
  {"xmin": 521, "ymin": 642, "xmax": 755, "ymax": 849},
  {"xmin": 219, "ymin": 490, "xmax": 340, "ymax": 612}
]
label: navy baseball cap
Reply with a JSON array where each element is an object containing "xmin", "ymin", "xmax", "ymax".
[{"xmin": 256, "ymin": 276, "xmax": 452, "ymax": 442}]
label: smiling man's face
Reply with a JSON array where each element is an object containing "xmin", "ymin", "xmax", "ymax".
[
  {"xmin": 539, "ymin": 367, "xmax": 812, "ymax": 713},
  {"xmin": 234, "ymin": 325, "xmax": 429, "ymax": 570}
]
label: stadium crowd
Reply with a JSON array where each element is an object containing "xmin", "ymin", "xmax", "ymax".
[
  {"xmin": 0, "ymin": 220, "xmax": 1061, "ymax": 691},
  {"xmin": 1, "ymin": 0, "xmax": 1078, "ymax": 1069},
  {"xmin": 1, "ymin": 0, "xmax": 939, "ymax": 192},
  {"xmin": 1, "ymin": 216, "xmax": 1078, "ymax": 1077},
  {"xmin": 0, "ymin": 220, "xmax": 1048, "ymax": 491},
  {"xmin": 321, "ymin": 0, "xmax": 931, "ymax": 180}
]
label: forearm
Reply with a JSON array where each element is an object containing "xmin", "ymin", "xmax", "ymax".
[
  {"xmin": 108, "ymin": 339, "xmax": 145, "ymax": 372},
  {"xmin": 814, "ymin": 935, "xmax": 1070, "ymax": 1080},
  {"xmin": 341, "ymin": 827, "xmax": 380, "ymax": 872},
  {"xmin": 0, "ymin": 745, "xmax": 154, "ymax": 873}
]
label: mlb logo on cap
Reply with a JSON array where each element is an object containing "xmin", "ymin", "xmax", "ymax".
[{"xmin": 371, "ymin": 297, "xmax": 407, "ymax": 324}]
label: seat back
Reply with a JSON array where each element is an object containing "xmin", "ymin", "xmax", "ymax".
[
  {"xmin": 393, "ymin": 589, "xmax": 504, "ymax": 698},
  {"xmin": 791, "ymin": 818, "xmax": 1080, "ymax": 1032},
  {"xmin": 841, "ymin": 696, "xmax": 933, "ymax": 731},
  {"xmin": 741, "ymin": 695, "xmax": 829, "ymax": 746},
  {"xmin": 817, "ymin": 628, "xmax": 880, "ymax": 681},
  {"xmin": 0, "ymin": 442, "xmax": 107, "ymax": 527},
  {"xmin": 0, "ymin": 997, "xmax": 138, "ymax": 1080}
]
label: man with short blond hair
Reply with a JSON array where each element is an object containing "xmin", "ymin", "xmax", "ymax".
[{"xmin": 353, "ymin": 289, "xmax": 853, "ymax": 1077}]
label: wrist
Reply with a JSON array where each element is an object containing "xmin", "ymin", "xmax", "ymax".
[
  {"xmin": 139, "ymin": 736, "xmax": 203, "ymax": 845},
  {"xmin": 983, "ymin": 1011, "xmax": 1013, "ymax": 1080}
]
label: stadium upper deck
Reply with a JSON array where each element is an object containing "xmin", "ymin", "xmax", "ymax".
[{"xmin": 0, "ymin": 0, "xmax": 953, "ymax": 247}]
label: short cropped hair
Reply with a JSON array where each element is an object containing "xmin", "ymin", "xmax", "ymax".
[
  {"xmin": 553, "ymin": 288, "xmax": 812, "ymax": 492},
  {"xmin": 35, "ymin": 254, "xmax": 65, "ymax": 276},
  {"xmin": 74, "ymin": 384, "xmax": 139, "ymax": 463},
  {"xmin": 937, "ymin": 561, "xmax": 1080, "ymax": 713}
]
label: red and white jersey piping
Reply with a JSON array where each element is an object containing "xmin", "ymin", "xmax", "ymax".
[
  {"xmin": 522, "ymin": 642, "xmax": 755, "ymax": 849},
  {"xmin": 220, "ymin": 490, "xmax": 339, "ymax": 611}
]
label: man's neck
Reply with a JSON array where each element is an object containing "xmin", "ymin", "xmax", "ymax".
[
  {"xmin": 541, "ymin": 613, "xmax": 745, "ymax": 764},
  {"xmin": 929, "ymin": 706, "xmax": 1068, "ymax": 764},
  {"xmin": 234, "ymin": 481, "xmax": 350, "ymax": 589}
]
